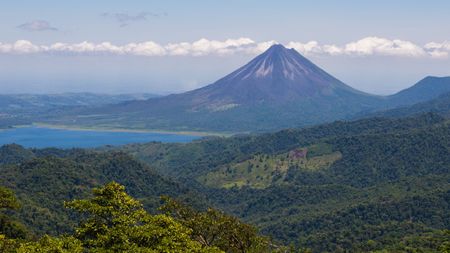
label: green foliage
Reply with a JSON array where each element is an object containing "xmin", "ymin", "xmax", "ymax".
[
  {"xmin": 0, "ymin": 149, "xmax": 202, "ymax": 236},
  {"xmin": 440, "ymin": 230, "xmax": 450, "ymax": 253},
  {"xmin": 118, "ymin": 113, "xmax": 444, "ymax": 179},
  {"xmin": 0, "ymin": 144, "xmax": 35, "ymax": 165},
  {"xmin": 0, "ymin": 183, "xmax": 224, "ymax": 252},
  {"xmin": 160, "ymin": 196, "xmax": 276, "ymax": 253},
  {"xmin": 200, "ymin": 145, "xmax": 340, "ymax": 189},
  {"xmin": 65, "ymin": 182, "xmax": 220, "ymax": 252},
  {"xmin": 116, "ymin": 113, "xmax": 449, "ymax": 252},
  {"xmin": 16, "ymin": 235, "xmax": 83, "ymax": 253},
  {"xmin": 1, "ymin": 113, "xmax": 450, "ymax": 252},
  {"xmin": 0, "ymin": 186, "xmax": 20, "ymax": 210},
  {"xmin": 0, "ymin": 234, "xmax": 21, "ymax": 253},
  {"xmin": 0, "ymin": 186, "xmax": 28, "ymax": 239}
]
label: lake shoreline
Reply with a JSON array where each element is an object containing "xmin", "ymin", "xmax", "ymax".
[
  {"xmin": 1, "ymin": 125, "xmax": 205, "ymax": 148},
  {"xmin": 28, "ymin": 123, "xmax": 232, "ymax": 137}
]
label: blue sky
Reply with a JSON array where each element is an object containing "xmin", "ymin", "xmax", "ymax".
[{"xmin": 1, "ymin": 0, "xmax": 449, "ymax": 95}]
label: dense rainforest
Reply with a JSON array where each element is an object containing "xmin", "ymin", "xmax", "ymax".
[
  {"xmin": 1, "ymin": 113, "xmax": 450, "ymax": 252},
  {"xmin": 0, "ymin": 182, "xmax": 279, "ymax": 252}
]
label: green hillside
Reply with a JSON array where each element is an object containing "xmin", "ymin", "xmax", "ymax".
[
  {"xmin": 114, "ymin": 113, "xmax": 450, "ymax": 251},
  {"xmin": 1, "ymin": 113, "xmax": 449, "ymax": 252},
  {"xmin": 0, "ymin": 148, "xmax": 201, "ymax": 236},
  {"xmin": 200, "ymin": 143, "xmax": 341, "ymax": 189}
]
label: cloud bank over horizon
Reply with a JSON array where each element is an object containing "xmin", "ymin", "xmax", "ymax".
[{"xmin": 0, "ymin": 37, "xmax": 449, "ymax": 59}]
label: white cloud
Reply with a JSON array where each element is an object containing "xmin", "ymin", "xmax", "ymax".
[
  {"xmin": 0, "ymin": 37, "xmax": 448, "ymax": 58},
  {"xmin": 123, "ymin": 42, "xmax": 166, "ymax": 56},
  {"xmin": 167, "ymin": 38, "xmax": 256, "ymax": 56},
  {"xmin": 287, "ymin": 37, "xmax": 446, "ymax": 58},
  {"xmin": 285, "ymin": 38, "xmax": 433, "ymax": 58},
  {"xmin": 343, "ymin": 37, "xmax": 426, "ymax": 57},
  {"xmin": 11, "ymin": 40, "xmax": 41, "ymax": 53},
  {"xmin": 287, "ymin": 41, "xmax": 323, "ymax": 55},
  {"xmin": 424, "ymin": 41, "xmax": 450, "ymax": 58},
  {"xmin": 322, "ymin": 45, "xmax": 342, "ymax": 55},
  {"xmin": 424, "ymin": 41, "xmax": 450, "ymax": 50}
]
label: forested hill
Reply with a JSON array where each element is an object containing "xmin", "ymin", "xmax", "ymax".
[
  {"xmin": 117, "ymin": 113, "xmax": 444, "ymax": 178},
  {"xmin": 1, "ymin": 113, "xmax": 449, "ymax": 252},
  {"xmin": 114, "ymin": 113, "xmax": 450, "ymax": 252},
  {"xmin": 0, "ymin": 147, "xmax": 205, "ymax": 236}
]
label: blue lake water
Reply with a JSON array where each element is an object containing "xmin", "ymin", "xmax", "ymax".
[{"xmin": 0, "ymin": 127, "xmax": 200, "ymax": 148}]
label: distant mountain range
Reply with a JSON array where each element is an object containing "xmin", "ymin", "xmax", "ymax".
[
  {"xmin": 0, "ymin": 93, "xmax": 159, "ymax": 129},
  {"xmin": 4, "ymin": 45, "xmax": 450, "ymax": 132},
  {"xmin": 0, "ymin": 93, "xmax": 158, "ymax": 112}
]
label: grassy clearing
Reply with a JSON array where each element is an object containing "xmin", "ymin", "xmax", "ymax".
[{"xmin": 200, "ymin": 143, "xmax": 341, "ymax": 189}]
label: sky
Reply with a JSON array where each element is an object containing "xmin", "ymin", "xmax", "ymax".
[{"xmin": 0, "ymin": 0, "xmax": 449, "ymax": 95}]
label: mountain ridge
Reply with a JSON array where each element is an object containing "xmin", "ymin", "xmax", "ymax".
[{"xmin": 387, "ymin": 76, "xmax": 450, "ymax": 107}]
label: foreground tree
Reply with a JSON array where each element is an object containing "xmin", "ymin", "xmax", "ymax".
[
  {"xmin": 0, "ymin": 182, "xmax": 289, "ymax": 252},
  {"xmin": 0, "ymin": 186, "xmax": 29, "ymax": 252},
  {"xmin": 441, "ymin": 230, "xmax": 450, "ymax": 253},
  {"xmin": 65, "ymin": 181, "xmax": 221, "ymax": 252},
  {"xmin": 0, "ymin": 186, "xmax": 28, "ymax": 240},
  {"xmin": 160, "ymin": 196, "xmax": 278, "ymax": 253},
  {"xmin": 16, "ymin": 235, "xmax": 83, "ymax": 253}
]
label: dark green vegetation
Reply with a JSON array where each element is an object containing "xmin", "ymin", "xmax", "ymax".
[
  {"xmin": 1, "ymin": 182, "xmax": 277, "ymax": 252},
  {"xmin": 0, "ymin": 145, "xmax": 198, "ymax": 235},
  {"xmin": 1, "ymin": 112, "xmax": 450, "ymax": 251},
  {"xmin": 0, "ymin": 186, "xmax": 28, "ymax": 240},
  {"xmin": 114, "ymin": 113, "xmax": 450, "ymax": 252}
]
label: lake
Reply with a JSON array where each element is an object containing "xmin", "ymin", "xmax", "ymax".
[{"xmin": 0, "ymin": 127, "xmax": 201, "ymax": 148}]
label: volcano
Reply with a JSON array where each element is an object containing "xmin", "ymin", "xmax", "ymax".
[
  {"xmin": 52, "ymin": 44, "xmax": 384, "ymax": 132},
  {"xmin": 189, "ymin": 44, "xmax": 370, "ymax": 107},
  {"xmin": 152, "ymin": 44, "xmax": 379, "ymax": 113}
]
